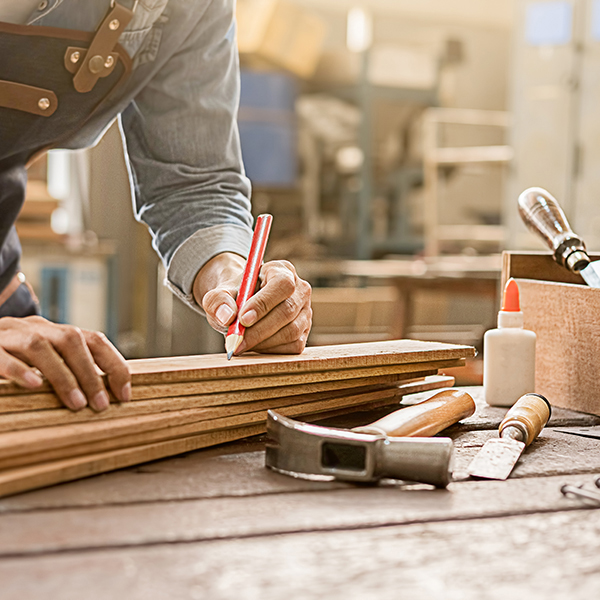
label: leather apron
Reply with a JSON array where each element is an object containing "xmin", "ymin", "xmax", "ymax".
[{"xmin": 0, "ymin": 1, "xmax": 136, "ymax": 318}]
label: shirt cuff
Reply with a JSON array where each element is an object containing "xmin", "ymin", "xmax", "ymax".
[{"xmin": 165, "ymin": 224, "xmax": 253, "ymax": 314}]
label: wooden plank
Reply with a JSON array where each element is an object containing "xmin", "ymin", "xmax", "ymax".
[
  {"xmin": 0, "ymin": 386, "xmax": 406, "ymax": 469},
  {"xmin": 2, "ymin": 508, "xmax": 594, "ymax": 600},
  {"xmin": 0, "ymin": 376, "xmax": 456, "ymax": 497},
  {"xmin": 0, "ymin": 424, "xmax": 263, "ymax": 500},
  {"xmin": 0, "ymin": 382, "xmax": 455, "ymax": 512},
  {"xmin": 0, "ymin": 373, "xmax": 439, "ymax": 429},
  {"xmin": 0, "ymin": 470, "xmax": 595, "ymax": 557},
  {"xmin": 0, "ymin": 366, "xmax": 448, "ymax": 414},
  {"xmin": 0, "ymin": 340, "xmax": 474, "ymax": 396},
  {"xmin": 0, "ymin": 359, "xmax": 464, "ymax": 406}
]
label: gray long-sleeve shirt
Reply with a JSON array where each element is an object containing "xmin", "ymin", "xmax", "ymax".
[{"xmin": 2, "ymin": 0, "xmax": 254, "ymax": 311}]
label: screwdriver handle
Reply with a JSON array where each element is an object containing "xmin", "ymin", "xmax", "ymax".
[
  {"xmin": 518, "ymin": 187, "xmax": 591, "ymax": 274},
  {"xmin": 499, "ymin": 393, "xmax": 551, "ymax": 447},
  {"xmin": 353, "ymin": 389, "xmax": 476, "ymax": 438}
]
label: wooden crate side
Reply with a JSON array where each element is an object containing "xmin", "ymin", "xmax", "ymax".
[
  {"xmin": 502, "ymin": 251, "xmax": 600, "ymax": 290},
  {"xmin": 517, "ymin": 278, "xmax": 600, "ymax": 415}
]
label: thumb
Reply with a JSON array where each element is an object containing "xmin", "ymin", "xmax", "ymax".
[{"xmin": 202, "ymin": 286, "xmax": 239, "ymax": 332}]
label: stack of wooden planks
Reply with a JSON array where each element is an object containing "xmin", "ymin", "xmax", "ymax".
[{"xmin": 0, "ymin": 340, "xmax": 475, "ymax": 497}]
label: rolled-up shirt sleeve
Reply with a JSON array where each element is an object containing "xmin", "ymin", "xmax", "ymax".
[{"xmin": 119, "ymin": 0, "xmax": 253, "ymax": 312}]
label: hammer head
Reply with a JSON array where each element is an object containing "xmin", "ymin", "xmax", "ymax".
[{"xmin": 265, "ymin": 410, "xmax": 454, "ymax": 488}]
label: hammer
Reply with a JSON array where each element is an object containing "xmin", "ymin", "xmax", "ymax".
[{"xmin": 265, "ymin": 389, "xmax": 475, "ymax": 488}]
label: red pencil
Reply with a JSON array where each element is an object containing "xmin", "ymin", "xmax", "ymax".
[{"xmin": 225, "ymin": 214, "xmax": 273, "ymax": 359}]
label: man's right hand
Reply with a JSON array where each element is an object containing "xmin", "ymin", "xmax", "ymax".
[{"xmin": 0, "ymin": 316, "xmax": 131, "ymax": 411}]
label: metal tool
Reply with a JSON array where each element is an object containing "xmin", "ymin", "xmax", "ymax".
[
  {"xmin": 561, "ymin": 477, "xmax": 600, "ymax": 505},
  {"xmin": 265, "ymin": 389, "xmax": 476, "ymax": 488},
  {"xmin": 518, "ymin": 187, "xmax": 600, "ymax": 288},
  {"xmin": 468, "ymin": 392, "xmax": 551, "ymax": 480}
]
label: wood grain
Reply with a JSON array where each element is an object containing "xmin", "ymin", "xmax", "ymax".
[
  {"xmin": 0, "ymin": 339, "xmax": 475, "ymax": 498},
  {"xmin": 1, "ymin": 506, "xmax": 598, "ymax": 599},
  {"xmin": 0, "ymin": 387, "xmax": 405, "ymax": 469},
  {"xmin": 516, "ymin": 278, "xmax": 600, "ymax": 415},
  {"xmin": 0, "ymin": 372, "xmax": 436, "ymax": 427},
  {"xmin": 0, "ymin": 377, "xmax": 448, "ymax": 496},
  {"xmin": 0, "ymin": 340, "xmax": 474, "ymax": 396},
  {"xmin": 0, "ymin": 469, "xmax": 594, "ymax": 556},
  {"xmin": 501, "ymin": 251, "xmax": 594, "ymax": 289},
  {"xmin": 0, "ymin": 358, "xmax": 463, "ymax": 411}
]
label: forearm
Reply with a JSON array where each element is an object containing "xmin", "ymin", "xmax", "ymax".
[{"xmin": 119, "ymin": 0, "xmax": 253, "ymax": 304}]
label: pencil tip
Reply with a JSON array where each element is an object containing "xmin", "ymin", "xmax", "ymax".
[{"xmin": 227, "ymin": 351, "xmax": 233, "ymax": 360}]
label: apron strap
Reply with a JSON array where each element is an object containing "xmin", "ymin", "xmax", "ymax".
[{"xmin": 72, "ymin": 1, "xmax": 136, "ymax": 93}]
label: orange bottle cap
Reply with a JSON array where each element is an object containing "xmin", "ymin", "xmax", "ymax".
[{"xmin": 502, "ymin": 278, "xmax": 520, "ymax": 312}]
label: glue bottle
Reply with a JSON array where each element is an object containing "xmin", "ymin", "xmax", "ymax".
[{"xmin": 483, "ymin": 278, "xmax": 536, "ymax": 407}]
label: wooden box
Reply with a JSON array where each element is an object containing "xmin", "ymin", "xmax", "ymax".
[{"xmin": 502, "ymin": 251, "xmax": 600, "ymax": 415}]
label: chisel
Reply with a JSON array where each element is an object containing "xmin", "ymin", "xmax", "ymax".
[
  {"xmin": 518, "ymin": 187, "xmax": 600, "ymax": 288},
  {"xmin": 467, "ymin": 392, "xmax": 551, "ymax": 480}
]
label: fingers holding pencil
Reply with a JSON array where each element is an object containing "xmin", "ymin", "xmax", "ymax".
[
  {"xmin": 236, "ymin": 260, "xmax": 312, "ymax": 355},
  {"xmin": 195, "ymin": 256, "xmax": 312, "ymax": 356}
]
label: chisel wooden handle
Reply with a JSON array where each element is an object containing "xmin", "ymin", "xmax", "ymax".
[
  {"xmin": 499, "ymin": 393, "xmax": 551, "ymax": 447},
  {"xmin": 518, "ymin": 187, "xmax": 590, "ymax": 273},
  {"xmin": 353, "ymin": 389, "xmax": 476, "ymax": 437}
]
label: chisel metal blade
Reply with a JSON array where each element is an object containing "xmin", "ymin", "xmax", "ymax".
[
  {"xmin": 580, "ymin": 262, "xmax": 600, "ymax": 289},
  {"xmin": 467, "ymin": 438, "xmax": 525, "ymax": 480}
]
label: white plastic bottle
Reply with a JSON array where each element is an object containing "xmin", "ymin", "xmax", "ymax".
[{"xmin": 484, "ymin": 278, "xmax": 536, "ymax": 407}]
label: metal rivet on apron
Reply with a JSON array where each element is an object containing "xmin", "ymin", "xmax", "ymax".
[
  {"xmin": 88, "ymin": 55, "xmax": 106, "ymax": 74},
  {"xmin": 70, "ymin": 51, "xmax": 81, "ymax": 64},
  {"xmin": 38, "ymin": 98, "xmax": 51, "ymax": 111},
  {"xmin": 109, "ymin": 19, "xmax": 120, "ymax": 31},
  {"xmin": 37, "ymin": 0, "xmax": 49, "ymax": 11},
  {"xmin": 104, "ymin": 56, "xmax": 115, "ymax": 69}
]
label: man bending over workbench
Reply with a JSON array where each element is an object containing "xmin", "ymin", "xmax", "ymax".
[{"xmin": 0, "ymin": 1, "xmax": 312, "ymax": 411}]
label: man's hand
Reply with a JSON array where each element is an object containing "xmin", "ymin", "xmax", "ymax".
[
  {"xmin": 194, "ymin": 252, "xmax": 312, "ymax": 355},
  {"xmin": 0, "ymin": 316, "xmax": 131, "ymax": 411}
]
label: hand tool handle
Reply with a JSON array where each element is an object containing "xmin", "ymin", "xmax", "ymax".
[
  {"xmin": 518, "ymin": 187, "xmax": 590, "ymax": 273},
  {"xmin": 499, "ymin": 393, "xmax": 551, "ymax": 446},
  {"xmin": 226, "ymin": 214, "xmax": 273, "ymax": 339},
  {"xmin": 353, "ymin": 389, "xmax": 476, "ymax": 437}
]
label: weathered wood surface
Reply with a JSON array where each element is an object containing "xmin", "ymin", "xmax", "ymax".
[
  {"xmin": 0, "ymin": 385, "xmax": 599, "ymax": 600},
  {"xmin": 0, "ymin": 469, "xmax": 596, "ymax": 557},
  {"xmin": 3, "ymin": 509, "xmax": 598, "ymax": 600}
]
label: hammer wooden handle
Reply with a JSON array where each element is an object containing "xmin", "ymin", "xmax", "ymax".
[{"xmin": 353, "ymin": 389, "xmax": 476, "ymax": 437}]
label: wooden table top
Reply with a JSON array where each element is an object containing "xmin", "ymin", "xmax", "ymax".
[{"xmin": 2, "ymin": 386, "xmax": 600, "ymax": 600}]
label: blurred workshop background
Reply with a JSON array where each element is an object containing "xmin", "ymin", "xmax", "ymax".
[{"xmin": 19, "ymin": 0, "xmax": 600, "ymax": 384}]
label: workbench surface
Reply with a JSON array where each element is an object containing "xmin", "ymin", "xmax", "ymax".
[{"xmin": 2, "ymin": 387, "xmax": 600, "ymax": 600}]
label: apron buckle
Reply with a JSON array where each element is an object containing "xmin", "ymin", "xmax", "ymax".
[{"xmin": 72, "ymin": 2, "xmax": 135, "ymax": 93}]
